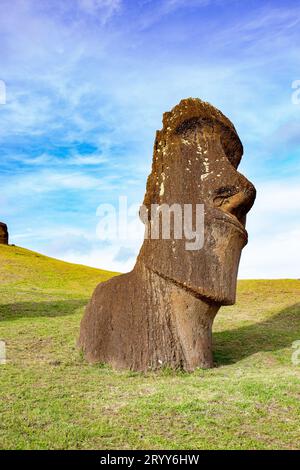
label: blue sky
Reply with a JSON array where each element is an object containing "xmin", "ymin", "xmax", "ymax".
[{"xmin": 0, "ymin": 0, "xmax": 300, "ymax": 277}]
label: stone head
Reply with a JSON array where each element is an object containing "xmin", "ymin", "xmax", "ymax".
[
  {"xmin": 0, "ymin": 222, "xmax": 8, "ymax": 245},
  {"xmin": 138, "ymin": 98, "xmax": 256, "ymax": 305}
]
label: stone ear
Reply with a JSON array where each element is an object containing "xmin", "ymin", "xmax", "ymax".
[
  {"xmin": 219, "ymin": 126, "xmax": 243, "ymax": 169},
  {"xmin": 142, "ymin": 132, "xmax": 162, "ymax": 216},
  {"xmin": 142, "ymin": 172, "xmax": 157, "ymax": 220}
]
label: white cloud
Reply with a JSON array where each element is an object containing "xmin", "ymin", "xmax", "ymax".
[
  {"xmin": 70, "ymin": 154, "xmax": 108, "ymax": 165},
  {"xmin": 254, "ymin": 181, "xmax": 300, "ymax": 213},
  {"xmin": 240, "ymin": 228, "xmax": 300, "ymax": 279},
  {"xmin": 2, "ymin": 171, "xmax": 117, "ymax": 195},
  {"xmin": 76, "ymin": 0, "xmax": 122, "ymax": 23},
  {"xmin": 58, "ymin": 247, "xmax": 136, "ymax": 273},
  {"xmin": 161, "ymin": 0, "xmax": 210, "ymax": 12},
  {"xmin": 37, "ymin": 226, "xmax": 142, "ymax": 274},
  {"xmin": 239, "ymin": 179, "xmax": 300, "ymax": 278},
  {"xmin": 11, "ymin": 153, "xmax": 108, "ymax": 167}
]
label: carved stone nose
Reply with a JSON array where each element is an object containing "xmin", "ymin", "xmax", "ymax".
[{"xmin": 213, "ymin": 177, "xmax": 256, "ymax": 226}]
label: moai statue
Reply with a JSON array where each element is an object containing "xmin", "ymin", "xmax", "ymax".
[
  {"xmin": 0, "ymin": 222, "xmax": 8, "ymax": 245},
  {"xmin": 79, "ymin": 98, "xmax": 256, "ymax": 371}
]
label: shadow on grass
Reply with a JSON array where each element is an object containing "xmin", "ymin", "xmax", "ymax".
[
  {"xmin": 2, "ymin": 299, "xmax": 300, "ymax": 366},
  {"xmin": 0, "ymin": 299, "xmax": 87, "ymax": 321},
  {"xmin": 213, "ymin": 303, "xmax": 300, "ymax": 365}
]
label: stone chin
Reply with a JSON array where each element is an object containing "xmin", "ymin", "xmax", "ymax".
[
  {"xmin": 199, "ymin": 209, "xmax": 248, "ymax": 305},
  {"xmin": 138, "ymin": 208, "xmax": 247, "ymax": 306}
]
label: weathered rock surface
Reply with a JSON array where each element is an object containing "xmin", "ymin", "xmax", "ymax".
[
  {"xmin": 79, "ymin": 98, "xmax": 256, "ymax": 371},
  {"xmin": 0, "ymin": 222, "xmax": 8, "ymax": 245}
]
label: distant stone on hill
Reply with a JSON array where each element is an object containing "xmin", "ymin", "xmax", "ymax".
[{"xmin": 0, "ymin": 222, "xmax": 9, "ymax": 245}]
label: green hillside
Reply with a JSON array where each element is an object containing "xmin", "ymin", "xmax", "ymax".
[{"xmin": 0, "ymin": 245, "xmax": 299, "ymax": 449}]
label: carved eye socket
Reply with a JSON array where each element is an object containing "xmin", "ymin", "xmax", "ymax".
[{"xmin": 213, "ymin": 186, "xmax": 238, "ymax": 207}]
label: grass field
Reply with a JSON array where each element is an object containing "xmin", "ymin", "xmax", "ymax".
[{"xmin": 0, "ymin": 244, "xmax": 299, "ymax": 450}]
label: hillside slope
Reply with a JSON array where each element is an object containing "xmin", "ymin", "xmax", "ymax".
[
  {"xmin": 0, "ymin": 245, "xmax": 300, "ymax": 450},
  {"xmin": 0, "ymin": 244, "xmax": 117, "ymax": 295}
]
